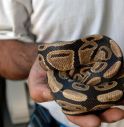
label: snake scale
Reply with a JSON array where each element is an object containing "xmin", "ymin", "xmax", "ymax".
[{"xmin": 38, "ymin": 34, "xmax": 124, "ymax": 115}]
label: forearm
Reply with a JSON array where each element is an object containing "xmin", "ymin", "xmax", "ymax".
[{"xmin": 0, "ymin": 40, "xmax": 38, "ymax": 80}]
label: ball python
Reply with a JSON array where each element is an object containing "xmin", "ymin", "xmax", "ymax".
[{"xmin": 38, "ymin": 34, "xmax": 124, "ymax": 115}]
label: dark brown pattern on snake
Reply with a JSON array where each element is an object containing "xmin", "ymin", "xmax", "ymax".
[{"xmin": 38, "ymin": 34, "xmax": 124, "ymax": 115}]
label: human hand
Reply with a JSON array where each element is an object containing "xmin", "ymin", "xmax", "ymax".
[
  {"xmin": 67, "ymin": 106, "xmax": 124, "ymax": 127},
  {"xmin": 28, "ymin": 57, "xmax": 124, "ymax": 127},
  {"xmin": 28, "ymin": 57, "xmax": 53, "ymax": 102}
]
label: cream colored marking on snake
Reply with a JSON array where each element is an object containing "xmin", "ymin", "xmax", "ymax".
[
  {"xmin": 78, "ymin": 41, "xmax": 98, "ymax": 64},
  {"xmin": 72, "ymin": 82, "xmax": 89, "ymax": 91},
  {"xmin": 97, "ymin": 90, "xmax": 123, "ymax": 102},
  {"xmin": 110, "ymin": 40, "xmax": 123, "ymax": 58},
  {"xmin": 57, "ymin": 100, "xmax": 87, "ymax": 115},
  {"xmin": 91, "ymin": 62, "xmax": 108, "ymax": 73},
  {"xmin": 103, "ymin": 61, "xmax": 121, "ymax": 78},
  {"xmin": 94, "ymin": 46, "xmax": 112, "ymax": 61},
  {"xmin": 38, "ymin": 54, "xmax": 50, "ymax": 70},
  {"xmin": 94, "ymin": 81, "xmax": 118, "ymax": 91},
  {"xmin": 63, "ymin": 89, "xmax": 88, "ymax": 102},
  {"xmin": 87, "ymin": 77, "xmax": 101, "ymax": 86},
  {"xmin": 47, "ymin": 71, "xmax": 63, "ymax": 92},
  {"xmin": 56, "ymin": 100, "xmax": 87, "ymax": 111}
]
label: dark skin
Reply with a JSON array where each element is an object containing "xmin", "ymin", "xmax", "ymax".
[{"xmin": 0, "ymin": 40, "xmax": 124, "ymax": 127}]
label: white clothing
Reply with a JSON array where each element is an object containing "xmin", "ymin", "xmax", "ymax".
[{"xmin": 0, "ymin": 0, "xmax": 124, "ymax": 127}]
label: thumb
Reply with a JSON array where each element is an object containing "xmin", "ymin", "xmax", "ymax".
[{"xmin": 28, "ymin": 57, "xmax": 53, "ymax": 102}]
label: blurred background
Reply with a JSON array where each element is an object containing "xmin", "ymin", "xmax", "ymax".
[{"xmin": 0, "ymin": 77, "xmax": 34, "ymax": 127}]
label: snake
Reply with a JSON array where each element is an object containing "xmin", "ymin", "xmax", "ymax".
[{"xmin": 38, "ymin": 34, "xmax": 124, "ymax": 115}]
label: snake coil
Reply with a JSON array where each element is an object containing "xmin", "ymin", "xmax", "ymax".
[{"xmin": 38, "ymin": 35, "xmax": 124, "ymax": 115}]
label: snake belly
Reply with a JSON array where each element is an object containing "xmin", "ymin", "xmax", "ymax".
[{"xmin": 38, "ymin": 34, "xmax": 124, "ymax": 115}]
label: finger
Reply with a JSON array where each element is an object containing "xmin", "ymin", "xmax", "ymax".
[
  {"xmin": 100, "ymin": 107, "xmax": 124, "ymax": 123},
  {"xmin": 29, "ymin": 81, "xmax": 53, "ymax": 102},
  {"xmin": 28, "ymin": 73, "xmax": 53, "ymax": 102},
  {"xmin": 67, "ymin": 115, "xmax": 101, "ymax": 127}
]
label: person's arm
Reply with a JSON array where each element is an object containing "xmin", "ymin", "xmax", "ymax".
[
  {"xmin": 0, "ymin": 0, "xmax": 36, "ymax": 80},
  {"xmin": 0, "ymin": 40, "xmax": 38, "ymax": 80}
]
